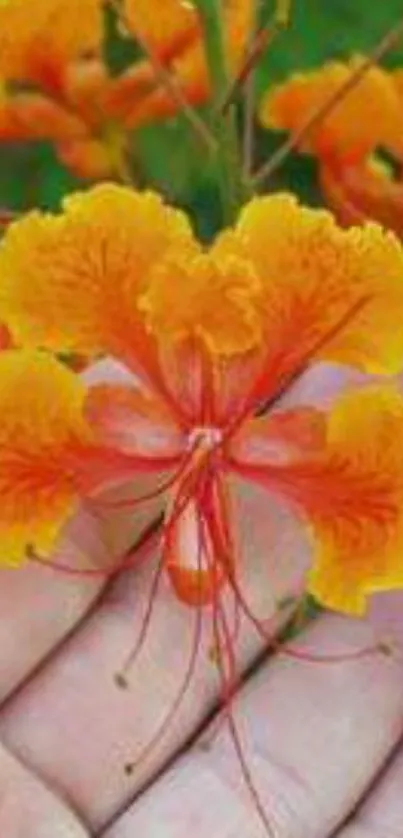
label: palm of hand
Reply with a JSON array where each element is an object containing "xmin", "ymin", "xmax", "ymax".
[{"xmin": 0, "ymin": 472, "xmax": 401, "ymax": 838}]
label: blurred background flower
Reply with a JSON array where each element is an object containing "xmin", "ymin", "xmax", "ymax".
[{"xmin": 1, "ymin": 0, "xmax": 403, "ymax": 241}]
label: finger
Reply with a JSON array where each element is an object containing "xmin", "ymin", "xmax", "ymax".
[
  {"xmin": 277, "ymin": 361, "xmax": 369, "ymax": 410},
  {"xmin": 0, "ymin": 358, "xmax": 162, "ymax": 702},
  {"xmin": 0, "ymin": 361, "xmax": 348, "ymax": 702},
  {"xmin": 103, "ymin": 613, "xmax": 403, "ymax": 838},
  {"xmin": 0, "ymin": 506, "xmax": 105, "ymax": 704},
  {"xmin": 0, "ymin": 478, "xmax": 309, "ymax": 832},
  {"xmin": 0, "ymin": 479, "xmax": 161, "ymax": 703},
  {"xmin": 0, "ymin": 740, "xmax": 89, "ymax": 838},
  {"xmin": 335, "ymin": 739, "xmax": 403, "ymax": 837},
  {"xmin": 368, "ymin": 589, "xmax": 403, "ymax": 645}
]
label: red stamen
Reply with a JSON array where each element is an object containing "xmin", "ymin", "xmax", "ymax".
[
  {"xmin": 212, "ymin": 588, "xmax": 277, "ymax": 838},
  {"xmin": 162, "ymin": 439, "xmax": 210, "ymax": 554},
  {"xmin": 212, "ymin": 525, "xmax": 385, "ymax": 665},
  {"xmin": 94, "ymin": 472, "xmax": 178, "ymax": 512},
  {"xmin": 123, "ymin": 602, "xmax": 202, "ymax": 775},
  {"xmin": 94, "ymin": 432, "xmax": 209, "ymax": 516},
  {"xmin": 115, "ymin": 548, "xmax": 166, "ymax": 687},
  {"xmin": 122, "ymin": 512, "xmax": 205, "ymax": 776}
]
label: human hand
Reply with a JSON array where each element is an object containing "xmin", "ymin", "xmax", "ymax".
[{"xmin": 0, "ymin": 369, "xmax": 402, "ymax": 838}]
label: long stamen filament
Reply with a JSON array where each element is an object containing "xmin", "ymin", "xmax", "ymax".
[
  {"xmin": 122, "ymin": 504, "xmax": 206, "ymax": 776},
  {"xmin": 210, "ymin": 476, "xmax": 388, "ymax": 665},
  {"xmin": 212, "ymin": 587, "xmax": 277, "ymax": 837},
  {"xmin": 115, "ymin": 549, "xmax": 166, "ymax": 687}
]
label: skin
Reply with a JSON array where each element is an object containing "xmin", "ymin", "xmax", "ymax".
[{"xmin": 0, "ymin": 366, "xmax": 402, "ymax": 837}]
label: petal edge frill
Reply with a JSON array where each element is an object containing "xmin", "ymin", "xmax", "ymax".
[
  {"xmin": 231, "ymin": 194, "xmax": 403, "ymax": 392},
  {"xmin": 0, "ymin": 185, "xmax": 196, "ymax": 382},
  {"xmin": 0, "ymin": 351, "xmax": 98, "ymax": 563},
  {"xmin": 234, "ymin": 386, "xmax": 403, "ymax": 615}
]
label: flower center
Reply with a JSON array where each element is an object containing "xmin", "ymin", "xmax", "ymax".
[{"xmin": 187, "ymin": 425, "xmax": 223, "ymax": 453}]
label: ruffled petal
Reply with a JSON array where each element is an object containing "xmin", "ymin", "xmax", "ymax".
[
  {"xmin": 0, "ymin": 350, "xmax": 98, "ymax": 563},
  {"xmin": 139, "ymin": 244, "xmax": 262, "ymax": 357},
  {"xmin": 230, "ymin": 193, "xmax": 403, "ymax": 382},
  {"xmin": 235, "ymin": 386, "xmax": 403, "ymax": 615},
  {"xmin": 306, "ymin": 386, "xmax": 403, "ymax": 613},
  {"xmin": 141, "ymin": 193, "xmax": 403, "ymax": 382},
  {"xmin": 0, "ymin": 184, "xmax": 196, "ymax": 377},
  {"xmin": 259, "ymin": 57, "xmax": 403, "ymax": 164}
]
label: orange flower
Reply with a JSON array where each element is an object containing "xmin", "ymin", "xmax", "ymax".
[
  {"xmin": 122, "ymin": 0, "xmax": 199, "ymax": 63},
  {"xmin": 0, "ymin": 184, "xmax": 195, "ymax": 371},
  {"xmin": 107, "ymin": 0, "xmax": 254, "ymax": 127},
  {"xmin": 0, "ymin": 0, "xmax": 122, "ymax": 178},
  {"xmin": 0, "ymin": 348, "xmax": 152, "ymax": 563},
  {"xmin": 0, "ymin": 1, "xmax": 153, "ymax": 180},
  {"xmin": 0, "ymin": 83, "xmax": 88, "ymax": 143},
  {"xmin": 259, "ymin": 58, "xmax": 403, "ymax": 235},
  {"xmin": 298, "ymin": 386, "xmax": 403, "ymax": 613},
  {"xmin": 1, "ymin": 186, "xmax": 403, "ymax": 614},
  {"xmin": 0, "ymin": 0, "xmax": 103, "ymax": 87},
  {"xmin": 260, "ymin": 57, "xmax": 403, "ymax": 166},
  {"xmin": 0, "ymin": 0, "xmax": 253, "ymax": 177}
]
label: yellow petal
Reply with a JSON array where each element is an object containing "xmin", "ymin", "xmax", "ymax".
[
  {"xmin": 139, "ymin": 241, "xmax": 263, "ymax": 357},
  {"xmin": 228, "ymin": 384, "xmax": 403, "ymax": 613},
  {"xmin": 0, "ymin": 184, "xmax": 195, "ymax": 371},
  {"xmin": 0, "ymin": 350, "xmax": 93, "ymax": 563},
  {"xmin": 231, "ymin": 193, "xmax": 403, "ymax": 379},
  {"xmin": 303, "ymin": 386, "xmax": 403, "ymax": 614}
]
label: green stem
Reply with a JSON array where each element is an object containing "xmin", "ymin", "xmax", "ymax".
[{"xmin": 196, "ymin": 0, "xmax": 243, "ymax": 224}]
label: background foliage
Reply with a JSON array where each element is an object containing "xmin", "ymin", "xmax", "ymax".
[{"xmin": 1, "ymin": 0, "xmax": 403, "ymax": 237}]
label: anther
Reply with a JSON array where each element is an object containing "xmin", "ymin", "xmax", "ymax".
[
  {"xmin": 187, "ymin": 426, "xmax": 223, "ymax": 452},
  {"xmin": 377, "ymin": 637, "xmax": 400, "ymax": 658},
  {"xmin": 114, "ymin": 671, "xmax": 130, "ymax": 690}
]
